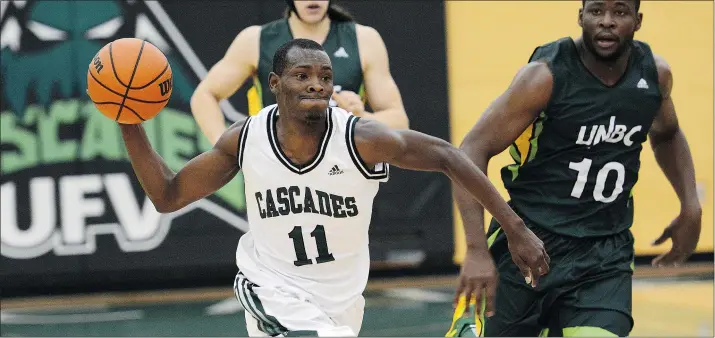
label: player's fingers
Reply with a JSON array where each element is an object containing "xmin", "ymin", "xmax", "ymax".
[
  {"xmin": 513, "ymin": 256, "xmax": 531, "ymax": 284},
  {"xmin": 651, "ymin": 251, "xmax": 677, "ymax": 267},
  {"xmin": 484, "ymin": 280, "xmax": 497, "ymax": 317},
  {"xmin": 538, "ymin": 253, "xmax": 550, "ymax": 275},
  {"xmin": 512, "ymin": 256, "xmax": 527, "ymax": 277},
  {"xmin": 338, "ymin": 90, "xmax": 360, "ymax": 101},
  {"xmin": 543, "ymin": 249, "xmax": 551, "ymax": 265},
  {"xmin": 471, "ymin": 282, "xmax": 483, "ymax": 317},
  {"xmin": 453, "ymin": 279, "xmax": 466, "ymax": 307},
  {"xmin": 659, "ymin": 250, "xmax": 688, "ymax": 267},
  {"xmin": 331, "ymin": 92, "xmax": 348, "ymax": 106},
  {"xmin": 651, "ymin": 228, "xmax": 672, "ymax": 246},
  {"xmin": 526, "ymin": 259, "xmax": 542, "ymax": 288},
  {"xmin": 463, "ymin": 281, "xmax": 478, "ymax": 316},
  {"xmin": 669, "ymin": 252, "xmax": 688, "ymax": 267}
]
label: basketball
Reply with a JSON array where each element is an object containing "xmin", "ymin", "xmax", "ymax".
[{"xmin": 87, "ymin": 38, "xmax": 173, "ymax": 124}]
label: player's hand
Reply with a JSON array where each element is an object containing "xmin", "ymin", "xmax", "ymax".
[
  {"xmin": 651, "ymin": 206, "xmax": 702, "ymax": 267},
  {"xmin": 332, "ymin": 90, "xmax": 365, "ymax": 116},
  {"xmin": 504, "ymin": 224, "xmax": 550, "ymax": 288},
  {"xmin": 454, "ymin": 249, "xmax": 498, "ymax": 318}
]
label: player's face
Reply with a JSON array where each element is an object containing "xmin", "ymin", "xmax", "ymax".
[
  {"xmin": 294, "ymin": 1, "xmax": 330, "ymax": 24},
  {"xmin": 271, "ymin": 48, "xmax": 334, "ymax": 122},
  {"xmin": 579, "ymin": 0, "xmax": 642, "ymax": 62}
]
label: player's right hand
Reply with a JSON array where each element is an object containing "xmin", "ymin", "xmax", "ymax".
[
  {"xmin": 454, "ymin": 249, "xmax": 498, "ymax": 318},
  {"xmin": 505, "ymin": 225, "xmax": 550, "ymax": 288}
]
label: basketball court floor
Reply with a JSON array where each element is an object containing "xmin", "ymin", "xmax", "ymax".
[{"xmin": 2, "ymin": 264, "xmax": 712, "ymax": 337}]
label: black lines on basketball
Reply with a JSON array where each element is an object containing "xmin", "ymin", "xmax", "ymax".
[
  {"xmin": 130, "ymin": 62, "xmax": 170, "ymax": 89},
  {"xmin": 116, "ymin": 40, "xmax": 146, "ymax": 121},
  {"xmin": 109, "ymin": 42, "xmax": 129, "ymax": 88},
  {"xmin": 88, "ymin": 71, "xmax": 170, "ymax": 104},
  {"xmin": 91, "ymin": 100, "xmax": 145, "ymax": 121}
]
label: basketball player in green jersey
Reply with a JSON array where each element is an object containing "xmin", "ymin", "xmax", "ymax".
[
  {"xmin": 191, "ymin": 0, "xmax": 408, "ymax": 145},
  {"xmin": 447, "ymin": 0, "xmax": 702, "ymax": 336}
]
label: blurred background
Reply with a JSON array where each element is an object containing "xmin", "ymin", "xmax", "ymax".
[{"xmin": 1, "ymin": 0, "xmax": 712, "ymax": 336}]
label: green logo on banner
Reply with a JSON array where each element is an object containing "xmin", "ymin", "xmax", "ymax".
[{"xmin": 1, "ymin": 0, "xmax": 247, "ymax": 259}]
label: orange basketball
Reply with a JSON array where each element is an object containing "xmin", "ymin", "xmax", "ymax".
[{"xmin": 87, "ymin": 38, "xmax": 172, "ymax": 124}]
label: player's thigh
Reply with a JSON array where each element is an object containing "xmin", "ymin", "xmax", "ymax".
[
  {"xmin": 545, "ymin": 309, "xmax": 631, "ymax": 337},
  {"xmin": 552, "ymin": 273, "xmax": 633, "ymax": 337},
  {"xmin": 332, "ymin": 295, "xmax": 365, "ymax": 336},
  {"xmin": 244, "ymin": 311, "xmax": 270, "ymax": 337},
  {"xmin": 234, "ymin": 273, "xmax": 355, "ymax": 336}
]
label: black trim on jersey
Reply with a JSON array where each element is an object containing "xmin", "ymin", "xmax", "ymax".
[
  {"xmin": 237, "ymin": 116, "xmax": 253, "ymax": 170},
  {"xmin": 267, "ymin": 107, "xmax": 334, "ymax": 174},
  {"xmin": 346, "ymin": 115, "xmax": 389, "ymax": 180}
]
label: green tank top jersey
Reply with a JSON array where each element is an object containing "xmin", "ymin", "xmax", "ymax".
[
  {"xmin": 247, "ymin": 18, "xmax": 365, "ymax": 115},
  {"xmin": 501, "ymin": 38, "xmax": 662, "ymax": 238}
]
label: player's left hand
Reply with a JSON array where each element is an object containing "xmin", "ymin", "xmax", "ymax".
[
  {"xmin": 332, "ymin": 90, "xmax": 366, "ymax": 116},
  {"xmin": 651, "ymin": 206, "xmax": 702, "ymax": 267},
  {"xmin": 454, "ymin": 249, "xmax": 498, "ymax": 318}
]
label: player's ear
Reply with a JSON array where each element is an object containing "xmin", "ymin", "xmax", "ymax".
[
  {"xmin": 635, "ymin": 13, "xmax": 642, "ymax": 32},
  {"xmin": 268, "ymin": 72, "xmax": 279, "ymax": 94},
  {"xmin": 578, "ymin": 8, "xmax": 584, "ymax": 27}
]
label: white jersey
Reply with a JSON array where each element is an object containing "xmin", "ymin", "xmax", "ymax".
[{"xmin": 235, "ymin": 104, "xmax": 389, "ymax": 316}]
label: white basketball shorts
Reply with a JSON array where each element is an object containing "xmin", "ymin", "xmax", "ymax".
[{"xmin": 233, "ymin": 271, "xmax": 365, "ymax": 337}]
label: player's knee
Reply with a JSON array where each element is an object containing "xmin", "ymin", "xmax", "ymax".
[{"xmin": 562, "ymin": 326, "xmax": 617, "ymax": 337}]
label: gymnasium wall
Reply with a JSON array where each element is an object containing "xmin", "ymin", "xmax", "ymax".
[{"xmin": 447, "ymin": 1, "xmax": 714, "ymax": 263}]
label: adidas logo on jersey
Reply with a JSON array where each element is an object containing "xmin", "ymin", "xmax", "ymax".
[
  {"xmin": 329, "ymin": 165, "xmax": 344, "ymax": 176},
  {"xmin": 576, "ymin": 116, "xmax": 643, "ymax": 147},
  {"xmin": 637, "ymin": 78, "xmax": 649, "ymax": 89},
  {"xmin": 334, "ymin": 47, "xmax": 349, "ymax": 58}
]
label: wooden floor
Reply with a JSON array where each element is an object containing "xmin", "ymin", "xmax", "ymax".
[{"xmin": 1, "ymin": 263, "xmax": 712, "ymax": 337}]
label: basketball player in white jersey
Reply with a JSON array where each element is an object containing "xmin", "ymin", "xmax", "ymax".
[{"xmin": 118, "ymin": 39, "xmax": 548, "ymax": 337}]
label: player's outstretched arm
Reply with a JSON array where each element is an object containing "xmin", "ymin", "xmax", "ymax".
[
  {"xmin": 355, "ymin": 118, "xmax": 523, "ymax": 230},
  {"xmin": 648, "ymin": 54, "xmax": 702, "ymax": 267},
  {"xmin": 119, "ymin": 118, "xmax": 246, "ymax": 213},
  {"xmin": 354, "ymin": 114, "xmax": 548, "ymax": 314},
  {"xmin": 445, "ymin": 61, "xmax": 554, "ymax": 311}
]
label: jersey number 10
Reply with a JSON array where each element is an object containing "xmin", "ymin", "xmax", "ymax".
[
  {"xmin": 288, "ymin": 225, "xmax": 335, "ymax": 266},
  {"xmin": 569, "ymin": 158, "xmax": 626, "ymax": 203}
]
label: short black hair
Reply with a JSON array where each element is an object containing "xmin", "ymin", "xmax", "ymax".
[
  {"xmin": 272, "ymin": 38, "xmax": 326, "ymax": 76},
  {"xmin": 582, "ymin": 0, "xmax": 640, "ymax": 12}
]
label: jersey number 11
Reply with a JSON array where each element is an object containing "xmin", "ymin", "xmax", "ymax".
[{"xmin": 288, "ymin": 225, "xmax": 335, "ymax": 266}]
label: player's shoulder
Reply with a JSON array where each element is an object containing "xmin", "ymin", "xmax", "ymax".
[
  {"xmin": 633, "ymin": 40, "xmax": 672, "ymax": 85},
  {"xmin": 214, "ymin": 116, "xmax": 251, "ymax": 157},
  {"xmin": 528, "ymin": 37, "xmax": 573, "ymax": 63},
  {"xmin": 324, "ymin": 106, "xmax": 356, "ymax": 126},
  {"xmin": 215, "ymin": 105, "xmax": 275, "ymax": 155},
  {"xmin": 355, "ymin": 24, "xmax": 378, "ymax": 36},
  {"xmin": 235, "ymin": 25, "xmax": 261, "ymax": 42},
  {"xmin": 254, "ymin": 104, "xmax": 278, "ymax": 120},
  {"xmin": 632, "ymin": 40, "xmax": 667, "ymax": 69},
  {"xmin": 355, "ymin": 24, "xmax": 383, "ymax": 45},
  {"xmin": 650, "ymin": 51, "xmax": 672, "ymax": 76},
  {"xmin": 352, "ymin": 117, "xmax": 399, "ymax": 148},
  {"xmin": 227, "ymin": 25, "xmax": 261, "ymax": 62},
  {"xmin": 651, "ymin": 53, "xmax": 672, "ymax": 94},
  {"xmin": 259, "ymin": 18, "xmax": 287, "ymax": 30}
]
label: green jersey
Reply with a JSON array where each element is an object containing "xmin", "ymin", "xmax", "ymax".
[
  {"xmin": 501, "ymin": 38, "xmax": 662, "ymax": 238},
  {"xmin": 247, "ymin": 18, "xmax": 365, "ymax": 115}
]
